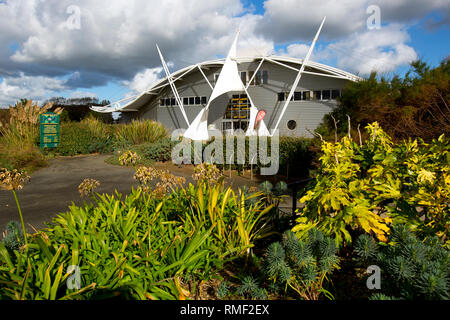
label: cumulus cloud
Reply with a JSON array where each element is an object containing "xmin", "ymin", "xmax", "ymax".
[
  {"xmin": 0, "ymin": 0, "xmax": 446, "ymax": 106},
  {"xmin": 324, "ymin": 24, "xmax": 418, "ymax": 74},
  {"xmin": 256, "ymin": 0, "xmax": 449, "ymax": 42},
  {"xmin": 0, "ymin": 73, "xmax": 67, "ymax": 107},
  {"xmin": 122, "ymin": 67, "xmax": 163, "ymax": 97}
]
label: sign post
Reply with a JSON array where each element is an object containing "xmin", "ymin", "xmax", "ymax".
[{"xmin": 40, "ymin": 112, "xmax": 60, "ymax": 148}]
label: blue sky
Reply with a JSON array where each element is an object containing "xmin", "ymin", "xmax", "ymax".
[{"xmin": 0, "ymin": 0, "xmax": 448, "ymax": 107}]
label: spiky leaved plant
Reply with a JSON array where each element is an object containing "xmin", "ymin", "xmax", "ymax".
[
  {"xmin": 262, "ymin": 229, "xmax": 339, "ymax": 300},
  {"xmin": 235, "ymin": 276, "xmax": 267, "ymax": 300},
  {"xmin": 1, "ymin": 221, "xmax": 24, "ymax": 252},
  {"xmin": 354, "ymin": 225, "xmax": 449, "ymax": 300}
]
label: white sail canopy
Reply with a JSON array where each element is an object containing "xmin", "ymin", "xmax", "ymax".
[{"xmin": 184, "ymin": 30, "xmax": 269, "ymax": 140}]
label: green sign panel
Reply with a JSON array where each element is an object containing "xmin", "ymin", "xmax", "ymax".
[{"xmin": 40, "ymin": 112, "xmax": 60, "ymax": 148}]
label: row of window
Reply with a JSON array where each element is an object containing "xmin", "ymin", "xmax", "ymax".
[
  {"xmin": 160, "ymin": 89, "xmax": 341, "ymax": 107},
  {"xmin": 214, "ymin": 70, "xmax": 269, "ymax": 86},
  {"xmin": 278, "ymin": 89, "xmax": 341, "ymax": 102},
  {"xmin": 160, "ymin": 96, "xmax": 207, "ymax": 107}
]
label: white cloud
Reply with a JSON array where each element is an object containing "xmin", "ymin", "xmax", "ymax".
[
  {"xmin": 0, "ymin": 73, "xmax": 67, "ymax": 107},
  {"xmin": 123, "ymin": 67, "xmax": 163, "ymax": 96},
  {"xmin": 324, "ymin": 24, "xmax": 418, "ymax": 74},
  {"xmin": 70, "ymin": 91, "xmax": 98, "ymax": 99},
  {"xmin": 0, "ymin": 0, "xmax": 446, "ymax": 106}
]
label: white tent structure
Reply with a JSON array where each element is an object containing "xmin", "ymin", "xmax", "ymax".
[{"xmin": 183, "ymin": 30, "xmax": 269, "ymax": 141}]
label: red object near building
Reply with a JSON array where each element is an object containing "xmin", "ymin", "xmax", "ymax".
[{"xmin": 254, "ymin": 110, "xmax": 266, "ymax": 129}]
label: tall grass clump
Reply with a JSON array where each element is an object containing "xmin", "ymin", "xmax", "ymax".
[
  {"xmin": 115, "ymin": 120, "xmax": 167, "ymax": 145},
  {"xmin": 0, "ymin": 100, "xmax": 61, "ymax": 171}
]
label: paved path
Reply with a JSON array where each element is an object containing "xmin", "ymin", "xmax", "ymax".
[{"xmin": 0, "ymin": 154, "xmax": 263, "ymax": 233}]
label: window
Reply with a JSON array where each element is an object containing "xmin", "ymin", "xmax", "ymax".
[
  {"xmin": 165, "ymin": 98, "xmax": 171, "ymax": 106},
  {"xmin": 255, "ymin": 71, "xmax": 261, "ymax": 85},
  {"xmin": 287, "ymin": 120, "xmax": 297, "ymax": 130},
  {"xmin": 294, "ymin": 91, "xmax": 302, "ymax": 101},
  {"xmin": 278, "ymin": 92, "xmax": 285, "ymax": 101},
  {"xmin": 322, "ymin": 90, "xmax": 331, "ymax": 100},
  {"xmin": 302, "ymin": 91, "xmax": 310, "ymax": 101},
  {"xmin": 183, "ymin": 97, "xmax": 189, "ymax": 105},
  {"xmin": 262, "ymin": 70, "xmax": 268, "ymax": 84},
  {"xmin": 160, "ymin": 99, "xmax": 165, "ymax": 106},
  {"xmin": 331, "ymin": 89, "xmax": 340, "ymax": 99},
  {"xmin": 171, "ymin": 98, "xmax": 176, "ymax": 106},
  {"xmin": 201, "ymin": 96, "xmax": 207, "ymax": 104},
  {"xmin": 189, "ymin": 97, "xmax": 195, "ymax": 105},
  {"xmin": 313, "ymin": 91, "xmax": 322, "ymax": 100},
  {"xmin": 195, "ymin": 97, "xmax": 201, "ymax": 105},
  {"xmin": 240, "ymin": 71, "xmax": 247, "ymax": 86}
]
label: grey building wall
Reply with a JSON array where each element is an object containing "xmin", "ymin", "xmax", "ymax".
[{"xmin": 137, "ymin": 60, "xmax": 350, "ymax": 137}]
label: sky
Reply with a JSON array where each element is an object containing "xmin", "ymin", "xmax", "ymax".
[{"xmin": 0, "ymin": 0, "xmax": 449, "ymax": 108}]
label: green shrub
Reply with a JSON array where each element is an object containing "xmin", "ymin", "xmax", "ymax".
[
  {"xmin": 115, "ymin": 120, "xmax": 167, "ymax": 145},
  {"xmin": 54, "ymin": 121, "xmax": 114, "ymax": 156},
  {"xmin": 354, "ymin": 225, "xmax": 449, "ymax": 300},
  {"xmin": 1, "ymin": 221, "xmax": 24, "ymax": 252},
  {"xmin": 0, "ymin": 176, "xmax": 273, "ymax": 300},
  {"xmin": 294, "ymin": 122, "xmax": 449, "ymax": 248}
]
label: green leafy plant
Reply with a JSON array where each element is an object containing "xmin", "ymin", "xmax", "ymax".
[
  {"xmin": 294, "ymin": 122, "xmax": 449, "ymax": 248},
  {"xmin": 261, "ymin": 230, "xmax": 339, "ymax": 300},
  {"xmin": 354, "ymin": 225, "xmax": 449, "ymax": 300}
]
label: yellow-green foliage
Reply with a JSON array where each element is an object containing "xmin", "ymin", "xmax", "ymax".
[
  {"xmin": 115, "ymin": 119, "xmax": 168, "ymax": 145},
  {"xmin": 293, "ymin": 122, "xmax": 449, "ymax": 248},
  {"xmin": 0, "ymin": 170, "xmax": 272, "ymax": 300}
]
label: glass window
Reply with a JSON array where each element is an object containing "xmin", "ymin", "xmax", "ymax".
[
  {"xmin": 303, "ymin": 91, "xmax": 310, "ymax": 101},
  {"xmin": 195, "ymin": 97, "xmax": 201, "ymax": 105},
  {"xmin": 201, "ymin": 96, "xmax": 207, "ymax": 104},
  {"xmin": 189, "ymin": 97, "xmax": 195, "ymax": 105},
  {"xmin": 322, "ymin": 90, "xmax": 331, "ymax": 100},
  {"xmin": 262, "ymin": 70, "xmax": 268, "ymax": 84},
  {"xmin": 171, "ymin": 98, "xmax": 176, "ymax": 106},
  {"xmin": 294, "ymin": 91, "xmax": 302, "ymax": 101},
  {"xmin": 183, "ymin": 97, "xmax": 189, "ymax": 105},
  {"xmin": 240, "ymin": 72, "xmax": 247, "ymax": 86},
  {"xmin": 331, "ymin": 89, "xmax": 340, "ymax": 99},
  {"xmin": 255, "ymin": 71, "xmax": 261, "ymax": 85},
  {"xmin": 287, "ymin": 120, "xmax": 297, "ymax": 130},
  {"xmin": 278, "ymin": 92, "xmax": 285, "ymax": 101},
  {"xmin": 165, "ymin": 98, "xmax": 171, "ymax": 106},
  {"xmin": 160, "ymin": 99, "xmax": 165, "ymax": 106},
  {"xmin": 313, "ymin": 91, "xmax": 322, "ymax": 100}
]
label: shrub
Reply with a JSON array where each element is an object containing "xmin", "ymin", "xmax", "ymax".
[
  {"xmin": 1, "ymin": 221, "xmax": 24, "ymax": 252},
  {"xmin": 293, "ymin": 122, "xmax": 449, "ymax": 248},
  {"xmin": 354, "ymin": 225, "xmax": 449, "ymax": 300},
  {"xmin": 115, "ymin": 120, "xmax": 168, "ymax": 145},
  {"xmin": 261, "ymin": 230, "xmax": 339, "ymax": 300},
  {"xmin": 53, "ymin": 121, "xmax": 114, "ymax": 156},
  {"xmin": 0, "ymin": 170, "xmax": 273, "ymax": 300}
]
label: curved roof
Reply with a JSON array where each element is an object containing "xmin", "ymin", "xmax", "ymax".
[{"xmin": 91, "ymin": 55, "xmax": 362, "ymax": 113}]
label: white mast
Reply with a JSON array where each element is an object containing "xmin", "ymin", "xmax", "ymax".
[
  {"xmin": 271, "ymin": 16, "xmax": 326, "ymax": 134},
  {"xmin": 156, "ymin": 44, "xmax": 190, "ymax": 126}
]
